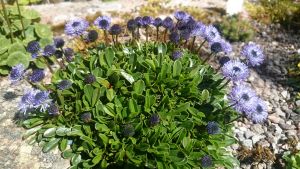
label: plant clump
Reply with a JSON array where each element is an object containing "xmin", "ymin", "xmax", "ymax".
[{"xmin": 13, "ymin": 10, "xmax": 268, "ymax": 169}]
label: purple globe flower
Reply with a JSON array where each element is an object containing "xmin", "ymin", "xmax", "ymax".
[
  {"xmin": 135, "ymin": 17, "xmax": 143, "ymax": 27},
  {"xmin": 162, "ymin": 17, "xmax": 174, "ymax": 30},
  {"xmin": 203, "ymin": 25, "xmax": 221, "ymax": 42},
  {"xmin": 221, "ymin": 60, "xmax": 249, "ymax": 81},
  {"xmin": 248, "ymin": 97, "xmax": 268, "ymax": 123},
  {"xmin": 94, "ymin": 16, "xmax": 111, "ymax": 30},
  {"xmin": 241, "ymin": 43, "xmax": 265, "ymax": 67},
  {"xmin": 171, "ymin": 50, "xmax": 182, "ymax": 60},
  {"xmin": 30, "ymin": 69, "xmax": 45, "ymax": 83},
  {"xmin": 206, "ymin": 121, "xmax": 220, "ymax": 135},
  {"xmin": 149, "ymin": 114, "xmax": 160, "ymax": 126},
  {"xmin": 218, "ymin": 56, "xmax": 231, "ymax": 66},
  {"xmin": 10, "ymin": 64, "xmax": 25, "ymax": 84},
  {"xmin": 180, "ymin": 29, "xmax": 191, "ymax": 41},
  {"xmin": 127, "ymin": 19, "xmax": 137, "ymax": 31},
  {"xmin": 65, "ymin": 18, "xmax": 89, "ymax": 37},
  {"xmin": 86, "ymin": 30, "xmax": 98, "ymax": 42},
  {"xmin": 43, "ymin": 45, "xmax": 56, "ymax": 57},
  {"xmin": 33, "ymin": 90, "xmax": 51, "ymax": 112},
  {"xmin": 47, "ymin": 103, "xmax": 59, "ymax": 116},
  {"xmin": 122, "ymin": 124, "xmax": 135, "ymax": 137},
  {"xmin": 27, "ymin": 41, "xmax": 40, "ymax": 58},
  {"xmin": 142, "ymin": 16, "xmax": 153, "ymax": 27},
  {"xmin": 209, "ymin": 39, "xmax": 232, "ymax": 54},
  {"xmin": 64, "ymin": 48, "xmax": 74, "ymax": 62},
  {"xmin": 84, "ymin": 74, "xmax": 96, "ymax": 84},
  {"xmin": 57, "ymin": 80, "xmax": 72, "ymax": 90},
  {"xmin": 190, "ymin": 22, "xmax": 206, "ymax": 37},
  {"xmin": 174, "ymin": 11, "xmax": 190, "ymax": 21},
  {"xmin": 19, "ymin": 89, "xmax": 36, "ymax": 113},
  {"xmin": 152, "ymin": 17, "xmax": 162, "ymax": 27},
  {"xmin": 228, "ymin": 84, "xmax": 257, "ymax": 114},
  {"xmin": 169, "ymin": 31, "xmax": 180, "ymax": 44},
  {"xmin": 201, "ymin": 155, "xmax": 213, "ymax": 168},
  {"xmin": 81, "ymin": 113, "xmax": 92, "ymax": 123},
  {"xmin": 109, "ymin": 24, "xmax": 122, "ymax": 35},
  {"xmin": 54, "ymin": 38, "xmax": 65, "ymax": 48}
]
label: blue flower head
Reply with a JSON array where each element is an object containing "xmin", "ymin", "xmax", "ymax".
[
  {"xmin": 221, "ymin": 60, "xmax": 249, "ymax": 82},
  {"xmin": 47, "ymin": 103, "xmax": 59, "ymax": 116},
  {"xmin": 57, "ymin": 80, "xmax": 72, "ymax": 90},
  {"xmin": 150, "ymin": 114, "xmax": 160, "ymax": 126},
  {"xmin": 86, "ymin": 30, "xmax": 98, "ymax": 42},
  {"xmin": 190, "ymin": 22, "xmax": 206, "ymax": 37},
  {"xmin": 152, "ymin": 17, "xmax": 162, "ymax": 27},
  {"xmin": 54, "ymin": 38, "xmax": 65, "ymax": 48},
  {"xmin": 241, "ymin": 43, "xmax": 265, "ymax": 67},
  {"xmin": 65, "ymin": 18, "xmax": 89, "ymax": 37},
  {"xmin": 180, "ymin": 29, "xmax": 191, "ymax": 41},
  {"xmin": 228, "ymin": 84, "xmax": 257, "ymax": 114},
  {"xmin": 27, "ymin": 41, "xmax": 40, "ymax": 58},
  {"xmin": 30, "ymin": 69, "xmax": 45, "ymax": 83},
  {"xmin": 174, "ymin": 11, "xmax": 190, "ymax": 21},
  {"xmin": 43, "ymin": 45, "xmax": 56, "ymax": 57},
  {"xmin": 209, "ymin": 38, "xmax": 232, "ymax": 54},
  {"xmin": 84, "ymin": 74, "xmax": 96, "ymax": 84},
  {"xmin": 19, "ymin": 89, "xmax": 51, "ymax": 113},
  {"xmin": 201, "ymin": 155, "xmax": 213, "ymax": 168},
  {"xmin": 206, "ymin": 121, "xmax": 220, "ymax": 135},
  {"xmin": 81, "ymin": 113, "xmax": 92, "ymax": 123},
  {"xmin": 19, "ymin": 89, "xmax": 36, "ymax": 113},
  {"xmin": 33, "ymin": 90, "xmax": 51, "ymax": 112},
  {"xmin": 162, "ymin": 17, "xmax": 174, "ymax": 30},
  {"xmin": 142, "ymin": 16, "xmax": 153, "ymax": 27},
  {"xmin": 248, "ymin": 97, "xmax": 268, "ymax": 123},
  {"xmin": 169, "ymin": 31, "xmax": 180, "ymax": 44},
  {"xmin": 94, "ymin": 16, "xmax": 111, "ymax": 30},
  {"xmin": 64, "ymin": 48, "xmax": 74, "ymax": 62},
  {"xmin": 135, "ymin": 17, "xmax": 143, "ymax": 27},
  {"xmin": 218, "ymin": 56, "xmax": 231, "ymax": 66},
  {"xmin": 122, "ymin": 124, "xmax": 135, "ymax": 137},
  {"xmin": 127, "ymin": 19, "xmax": 137, "ymax": 31},
  {"xmin": 109, "ymin": 24, "xmax": 122, "ymax": 35},
  {"xmin": 10, "ymin": 64, "xmax": 25, "ymax": 84},
  {"xmin": 171, "ymin": 50, "xmax": 183, "ymax": 60},
  {"xmin": 203, "ymin": 25, "xmax": 220, "ymax": 42}
]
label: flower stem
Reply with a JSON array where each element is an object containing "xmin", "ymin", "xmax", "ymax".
[
  {"xmin": 146, "ymin": 27, "xmax": 148, "ymax": 42},
  {"xmin": 163, "ymin": 29, "xmax": 168, "ymax": 42},
  {"xmin": 202, "ymin": 52, "xmax": 214, "ymax": 64},
  {"xmin": 226, "ymin": 115, "xmax": 242, "ymax": 124},
  {"xmin": 42, "ymin": 57, "xmax": 54, "ymax": 73},
  {"xmin": 156, "ymin": 27, "xmax": 159, "ymax": 41},
  {"xmin": 219, "ymin": 79, "xmax": 231, "ymax": 90},
  {"xmin": 16, "ymin": 0, "xmax": 26, "ymax": 39},
  {"xmin": 1, "ymin": 0, "xmax": 14, "ymax": 43},
  {"xmin": 197, "ymin": 39, "xmax": 207, "ymax": 53},
  {"xmin": 190, "ymin": 36, "xmax": 196, "ymax": 50}
]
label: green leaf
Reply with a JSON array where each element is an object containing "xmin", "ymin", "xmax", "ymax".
[
  {"xmin": 42, "ymin": 138, "xmax": 61, "ymax": 153},
  {"xmin": 62, "ymin": 149, "xmax": 74, "ymax": 159},
  {"xmin": 22, "ymin": 126, "xmax": 42, "ymax": 140},
  {"xmin": 35, "ymin": 24, "xmax": 53, "ymax": 39},
  {"xmin": 201, "ymin": 89, "xmax": 210, "ymax": 102},
  {"xmin": 99, "ymin": 134, "xmax": 108, "ymax": 147},
  {"xmin": 129, "ymin": 98, "xmax": 139, "ymax": 118},
  {"xmin": 92, "ymin": 88, "xmax": 101, "ymax": 106},
  {"xmin": 106, "ymin": 88, "xmax": 115, "ymax": 101},
  {"xmin": 173, "ymin": 60, "xmax": 182, "ymax": 77},
  {"xmin": 6, "ymin": 51, "xmax": 30, "ymax": 68},
  {"xmin": 43, "ymin": 128, "xmax": 57, "ymax": 137},
  {"xmin": 133, "ymin": 80, "xmax": 145, "ymax": 95},
  {"xmin": 120, "ymin": 70, "xmax": 135, "ymax": 84},
  {"xmin": 59, "ymin": 139, "xmax": 68, "ymax": 151},
  {"xmin": 22, "ymin": 9, "xmax": 40, "ymax": 19},
  {"xmin": 84, "ymin": 85, "xmax": 93, "ymax": 106},
  {"xmin": 104, "ymin": 47, "xmax": 114, "ymax": 67},
  {"xmin": 95, "ymin": 123, "xmax": 110, "ymax": 132},
  {"xmin": 71, "ymin": 154, "xmax": 82, "ymax": 165},
  {"xmin": 56, "ymin": 127, "xmax": 72, "ymax": 136},
  {"xmin": 8, "ymin": 43, "xmax": 26, "ymax": 54},
  {"xmin": 92, "ymin": 153, "xmax": 103, "ymax": 165}
]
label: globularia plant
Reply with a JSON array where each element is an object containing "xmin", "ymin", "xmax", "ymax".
[{"xmin": 11, "ymin": 11, "xmax": 267, "ymax": 169}]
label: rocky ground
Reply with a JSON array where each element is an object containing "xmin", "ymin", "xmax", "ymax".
[{"xmin": 1, "ymin": 0, "xmax": 300, "ymax": 169}]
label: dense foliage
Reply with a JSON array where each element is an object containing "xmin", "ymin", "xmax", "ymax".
[{"xmin": 11, "ymin": 11, "xmax": 268, "ymax": 169}]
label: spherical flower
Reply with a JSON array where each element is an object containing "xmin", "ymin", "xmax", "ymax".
[
  {"xmin": 162, "ymin": 17, "xmax": 174, "ymax": 30},
  {"xmin": 203, "ymin": 25, "xmax": 220, "ymax": 42},
  {"xmin": 30, "ymin": 69, "xmax": 45, "ymax": 83},
  {"xmin": 86, "ymin": 30, "xmax": 98, "ymax": 42},
  {"xmin": 127, "ymin": 19, "xmax": 137, "ymax": 32},
  {"xmin": 241, "ymin": 43, "xmax": 265, "ymax": 67},
  {"xmin": 47, "ymin": 103, "xmax": 59, "ymax": 116},
  {"xmin": 9, "ymin": 64, "xmax": 25, "ymax": 84},
  {"xmin": 142, "ymin": 16, "xmax": 153, "ymax": 27},
  {"xmin": 248, "ymin": 97, "xmax": 268, "ymax": 123},
  {"xmin": 221, "ymin": 60, "xmax": 249, "ymax": 81},
  {"xmin": 201, "ymin": 155, "xmax": 213, "ymax": 168},
  {"xmin": 209, "ymin": 39, "xmax": 232, "ymax": 54},
  {"xmin": 109, "ymin": 24, "xmax": 122, "ymax": 35},
  {"xmin": 57, "ymin": 80, "xmax": 72, "ymax": 90},
  {"xmin": 152, "ymin": 17, "xmax": 162, "ymax": 27},
  {"xmin": 169, "ymin": 31, "xmax": 180, "ymax": 44},
  {"xmin": 94, "ymin": 16, "xmax": 111, "ymax": 30},
  {"xmin": 43, "ymin": 45, "xmax": 56, "ymax": 57},
  {"xmin": 65, "ymin": 18, "xmax": 89, "ymax": 36},
  {"xmin": 206, "ymin": 121, "xmax": 220, "ymax": 135},
  {"xmin": 55, "ymin": 50, "xmax": 63, "ymax": 58},
  {"xmin": 228, "ymin": 84, "xmax": 257, "ymax": 114},
  {"xmin": 122, "ymin": 124, "xmax": 135, "ymax": 137},
  {"xmin": 81, "ymin": 113, "xmax": 92, "ymax": 123},
  {"xmin": 190, "ymin": 22, "xmax": 206, "ymax": 37},
  {"xmin": 180, "ymin": 29, "xmax": 191, "ymax": 41},
  {"xmin": 218, "ymin": 56, "xmax": 231, "ymax": 66},
  {"xmin": 84, "ymin": 73, "xmax": 96, "ymax": 84},
  {"xmin": 54, "ymin": 38, "xmax": 65, "ymax": 48},
  {"xmin": 19, "ymin": 89, "xmax": 36, "ymax": 113},
  {"xmin": 33, "ymin": 90, "xmax": 51, "ymax": 112},
  {"xmin": 27, "ymin": 41, "xmax": 40, "ymax": 58},
  {"xmin": 150, "ymin": 114, "xmax": 160, "ymax": 126},
  {"xmin": 64, "ymin": 48, "xmax": 74, "ymax": 62},
  {"xmin": 174, "ymin": 11, "xmax": 190, "ymax": 21},
  {"xmin": 177, "ymin": 21, "xmax": 189, "ymax": 31},
  {"xmin": 135, "ymin": 17, "xmax": 143, "ymax": 27},
  {"xmin": 171, "ymin": 50, "xmax": 182, "ymax": 60}
]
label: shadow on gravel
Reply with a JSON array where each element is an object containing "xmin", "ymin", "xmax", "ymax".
[
  {"xmin": 13, "ymin": 111, "xmax": 29, "ymax": 126},
  {"xmin": 3, "ymin": 91, "xmax": 18, "ymax": 101}
]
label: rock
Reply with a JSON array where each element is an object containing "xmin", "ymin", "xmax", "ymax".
[
  {"xmin": 258, "ymin": 163, "xmax": 266, "ymax": 169},
  {"xmin": 245, "ymin": 130, "xmax": 255, "ymax": 139},
  {"xmin": 242, "ymin": 139, "xmax": 253, "ymax": 148},
  {"xmin": 279, "ymin": 122, "xmax": 296, "ymax": 130},
  {"xmin": 250, "ymin": 124, "xmax": 265, "ymax": 135},
  {"xmin": 252, "ymin": 135, "xmax": 265, "ymax": 144},
  {"xmin": 296, "ymin": 100, "xmax": 300, "ymax": 107},
  {"xmin": 274, "ymin": 108, "xmax": 285, "ymax": 118},
  {"xmin": 268, "ymin": 114, "xmax": 284, "ymax": 124},
  {"xmin": 281, "ymin": 90, "xmax": 288, "ymax": 98},
  {"xmin": 286, "ymin": 130, "xmax": 297, "ymax": 137}
]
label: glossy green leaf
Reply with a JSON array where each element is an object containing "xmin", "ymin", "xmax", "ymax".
[
  {"xmin": 173, "ymin": 60, "xmax": 182, "ymax": 77},
  {"xmin": 42, "ymin": 138, "xmax": 61, "ymax": 153},
  {"xmin": 43, "ymin": 128, "xmax": 57, "ymax": 137}
]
